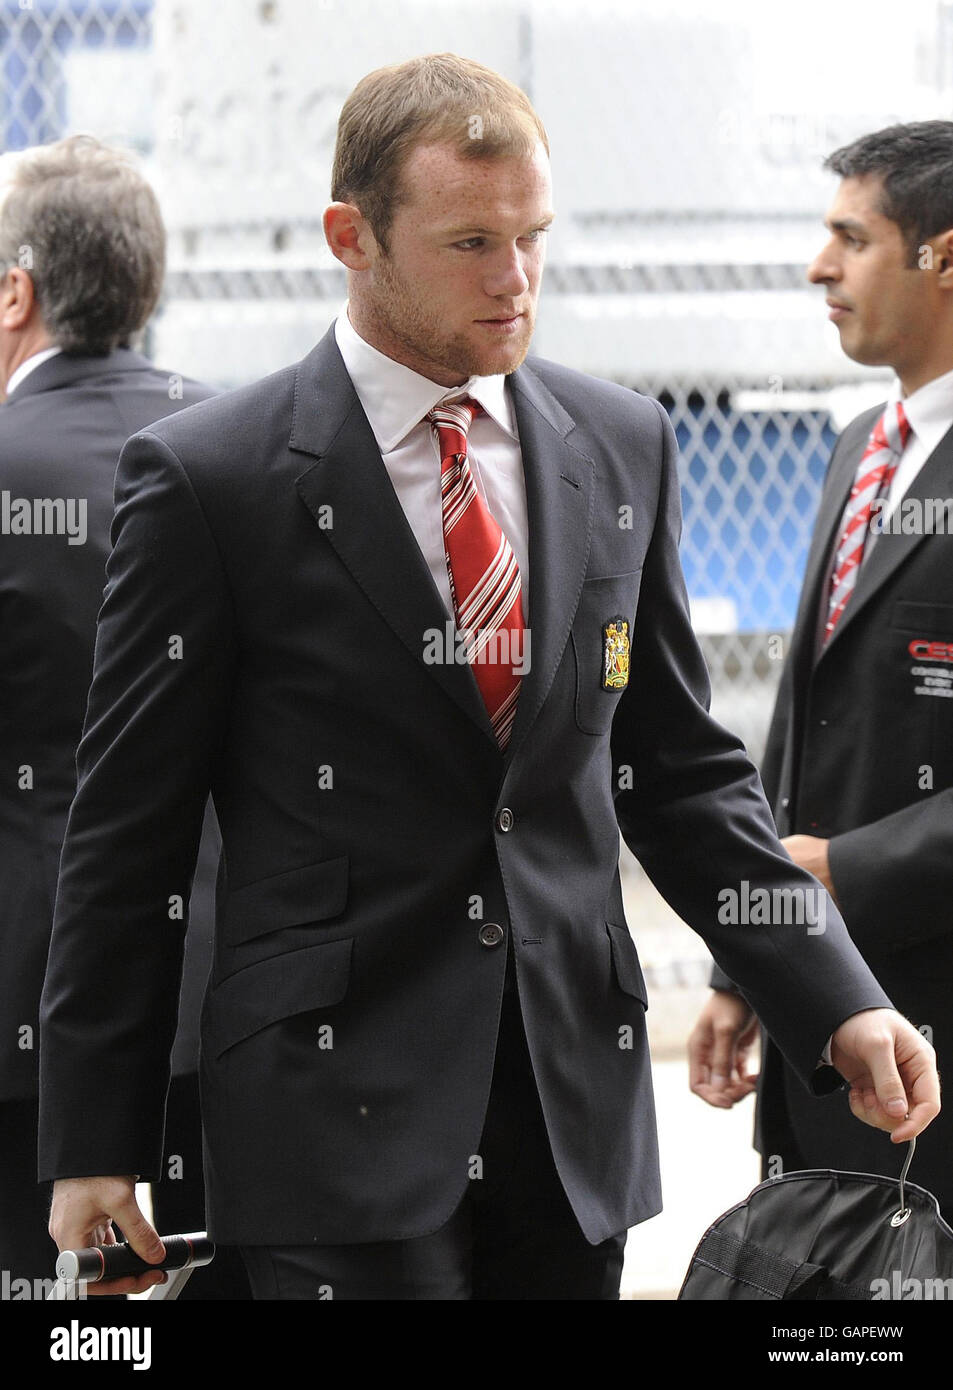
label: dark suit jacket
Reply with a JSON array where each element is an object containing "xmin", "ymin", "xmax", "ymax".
[
  {"xmin": 715, "ymin": 403, "xmax": 953, "ymax": 1209},
  {"xmin": 38, "ymin": 330, "xmax": 891, "ymax": 1246},
  {"xmin": 0, "ymin": 348, "xmax": 219, "ymax": 1102}
]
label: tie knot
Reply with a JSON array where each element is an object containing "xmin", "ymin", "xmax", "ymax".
[
  {"xmin": 896, "ymin": 400, "xmax": 912, "ymax": 450},
  {"xmin": 428, "ymin": 397, "xmax": 479, "ymax": 451},
  {"xmin": 879, "ymin": 400, "xmax": 911, "ymax": 455}
]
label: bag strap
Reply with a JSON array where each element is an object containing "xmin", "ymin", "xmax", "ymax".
[{"xmin": 692, "ymin": 1229, "xmax": 870, "ymax": 1300}]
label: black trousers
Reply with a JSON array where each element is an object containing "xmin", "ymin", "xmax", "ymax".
[{"xmin": 239, "ymin": 960, "xmax": 627, "ymax": 1300}]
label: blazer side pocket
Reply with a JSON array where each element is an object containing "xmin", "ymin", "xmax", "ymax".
[
  {"xmin": 224, "ymin": 854, "xmax": 348, "ymax": 946},
  {"xmin": 606, "ymin": 921, "xmax": 648, "ymax": 1006},
  {"xmin": 204, "ymin": 936, "xmax": 352, "ymax": 1059}
]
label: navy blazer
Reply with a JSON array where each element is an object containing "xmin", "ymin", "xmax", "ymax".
[
  {"xmin": 38, "ymin": 331, "xmax": 890, "ymax": 1245},
  {"xmin": 717, "ymin": 404, "xmax": 953, "ymax": 1212},
  {"xmin": 0, "ymin": 349, "xmax": 218, "ymax": 1101}
]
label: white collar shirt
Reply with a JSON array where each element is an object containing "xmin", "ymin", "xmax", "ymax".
[
  {"xmin": 334, "ymin": 308, "xmax": 529, "ymax": 619},
  {"xmin": 5, "ymin": 345, "xmax": 63, "ymax": 399},
  {"xmin": 880, "ymin": 365, "xmax": 953, "ymax": 521}
]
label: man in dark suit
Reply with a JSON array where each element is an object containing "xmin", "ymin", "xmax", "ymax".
[
  {"xmin": 0, "ymin": 135, "xmax": 246, "ymax": 1296},
  {"xmin": 40, "ymin": 60, "xmax": 938, "ymax": 1301},
  {"xmin": 690, "ymin": 122, "xmax": 953, "ymax": 1221}
]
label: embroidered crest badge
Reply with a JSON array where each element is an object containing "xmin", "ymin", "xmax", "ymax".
[{"xmin": 602, "ymin": 616, "xmax": 630, "ymax": 691}]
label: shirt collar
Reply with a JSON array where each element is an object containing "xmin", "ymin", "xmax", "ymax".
[
  {"xmin": 6, "ymin": 345, "xmax": 63, "ymax": 399},
  {"xmin": 334, "ymin": 307, "xmax": 517, "ymax": 453},
  {"xmin": 888, "ymin": 364, "xmax": 953, "ymax": 456}
]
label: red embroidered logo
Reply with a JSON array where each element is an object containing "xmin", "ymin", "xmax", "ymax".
[{"xmin": 908, "ymin": 639, "xmax": 953, "ymax": 663}]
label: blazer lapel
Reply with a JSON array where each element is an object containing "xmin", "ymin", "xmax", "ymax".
[
  {"xmin": 503, "ymin": 362, "xmax": 594, "ymax": 760},
  {"xmin": 792, "ymin": 407, "xmax": 879, "ymax": 666},
  {"xmin": 291, "ymin": 330, "xmax": 497, "ymax": 745},
  {"xmin": 775, "ymin": 408, "xmax": 879, "ymax": 787},
  {"xmin": 822, "ymin": 415, "xmax": 953, "ymax": 656}
]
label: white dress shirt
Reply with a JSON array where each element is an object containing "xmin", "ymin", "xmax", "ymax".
[
  {"xmin": 5, "ymin": 344, "xmax": 62, "ymax": 399},
  {"xmin": 880, "ymin": 365, "xmax": 953, "ymax": 520},
  {"xmin": 334, "ymin": 309, "xmax": 529, "ymax": 619}
]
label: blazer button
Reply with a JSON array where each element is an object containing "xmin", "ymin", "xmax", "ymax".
[
  {"xmin": 479, "ymin": 923, "xmax": 504, "ymax": 948},
  {"xmin": 496, "ymin": 808, "xmax": 514, "ymax": 833}
]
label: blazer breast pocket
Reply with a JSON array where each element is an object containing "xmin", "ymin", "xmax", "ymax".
[
  {"xmin": 223, "ymin": 854, "xmax": 349, "ymax": 946},
  {"xmin": 890, "ymin": 599, "xmax": 953, "ymax": 635},
  {"xmin": 570, "ymin": 570, "xmax": 642, "ymax": 735}
]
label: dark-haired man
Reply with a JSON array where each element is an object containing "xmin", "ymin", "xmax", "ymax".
[
  {"xmin": 690, "ymin": 121, "xmax": 953, "ymax": 1220},
  {"xmin": 40, "ymin": 64, "xmax": 938, "ymax": 1301},
  {"xmin": 0, "ymin": 136, "xmax": 246, "ymax": 1296}
]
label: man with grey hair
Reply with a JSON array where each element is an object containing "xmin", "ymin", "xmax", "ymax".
[{"xmin": 0, "ymin": 135, "xmax": 244, "ymax": 1297}]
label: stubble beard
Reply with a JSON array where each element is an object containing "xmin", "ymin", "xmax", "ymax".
[{"xmin": 364, "ymin": 254, "xmax": 535, "ymax": 382}]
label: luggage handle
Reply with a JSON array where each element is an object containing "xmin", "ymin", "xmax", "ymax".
[
  {"xmin": 47, "ymin": 1232, "xmax": 215, "ymax": 1301},
  {"xmin": 889, "ymin": 1137, "xmax": 916, "ymax": 1228}
]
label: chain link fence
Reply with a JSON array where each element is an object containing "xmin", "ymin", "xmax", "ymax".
[{"xmin": 3, "ymin": 0, "xmax": 948, "ymax": 761}]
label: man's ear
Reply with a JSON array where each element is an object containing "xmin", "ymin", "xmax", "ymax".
[
  {"xmin": 0, "ymin": 265, "xmax": 37, "ymax": 330},
  {"xmin": 323, "ymin": 202, "xmax": 379, "ymax": 270},
  {"xmin": 925, "ymin": 227, "xmax": 953, "ymax": 286}
]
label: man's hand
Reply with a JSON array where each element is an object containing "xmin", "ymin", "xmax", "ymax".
[
  {"xmin": 781, "ymin": 833, "xmax": 835, "ymax": 900},
  {"xmin": 49, "ymin": 1176, "xmax": 167, "ymax": 1296},
  {"xmin": 832, "ymin": 1008, "xmax": 940, "ymax": 1144},
  {"xmin": 688, "ymin": 990, "xmax": 760, "ymax": 1108}
]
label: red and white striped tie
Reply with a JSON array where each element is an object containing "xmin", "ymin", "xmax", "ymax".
[
  {"xmin": 428, "ymin": 398, "xmax": 525, "ymax": 749},
  {"xmin": 824, "ymin": 401, "xmax": 911, "ymax": 644}
]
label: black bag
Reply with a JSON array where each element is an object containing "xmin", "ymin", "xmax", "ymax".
[{"xmin": 679, "ymin": 1147, "xmax": 953, "ymax": 1301}]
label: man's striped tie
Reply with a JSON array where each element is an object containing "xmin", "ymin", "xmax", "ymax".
[
  {"xmin": 825, "ymin": 401, "xmax": 911, "ymax": 644},
  {"xmin": 428, "ymin": 398, "xmax": 525, "ymax": 749}
]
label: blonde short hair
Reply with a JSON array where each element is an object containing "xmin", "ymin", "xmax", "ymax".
[{"xmin": 332, "ymin": 53, "xmax": 548, "ymax": 251}]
